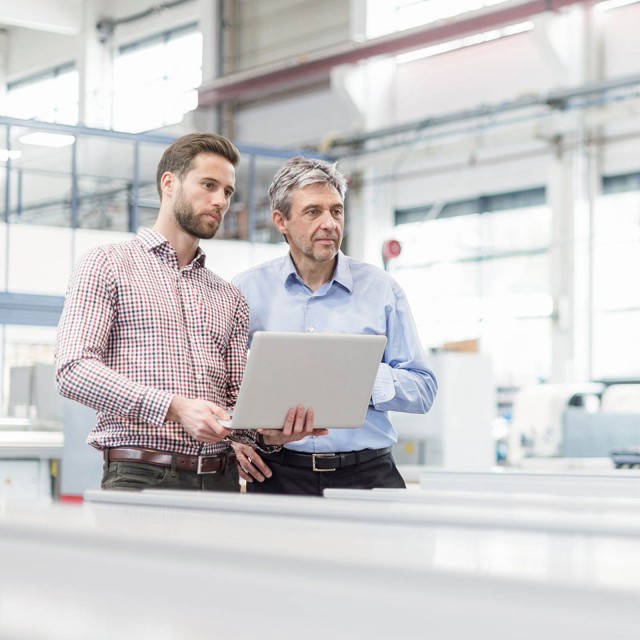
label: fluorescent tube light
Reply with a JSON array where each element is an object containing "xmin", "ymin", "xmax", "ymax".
[
  {"xmin": 19, "ymin": 132, "xmax": 76, "ymax": 148},
  {"xmin": 0, "ymin": 149, "xmax": 22, "ymax": 161}
]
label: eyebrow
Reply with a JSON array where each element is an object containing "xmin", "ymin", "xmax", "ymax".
[{"xmin": 301, "ymin": 202, "xmax": 343, "ymax": 212}]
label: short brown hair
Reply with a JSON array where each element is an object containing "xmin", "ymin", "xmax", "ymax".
[{"xmin": 156, "ymin": 133, "xmax": 240, "ymax": 198}]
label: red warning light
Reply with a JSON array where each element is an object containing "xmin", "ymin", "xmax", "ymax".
[{"xmin": 382, "ymin": 239, "xmax": 402, "ymax": 260}]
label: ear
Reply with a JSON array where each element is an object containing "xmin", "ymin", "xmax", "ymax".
[
  {"xmin": 272, "ymin": 210, "xmax": 288, "ymax": 236},
  {"xmin": 160, "ymin": 171, "xmax": 175, "ymax": 198}
]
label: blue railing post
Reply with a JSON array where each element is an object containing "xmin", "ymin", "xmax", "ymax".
[{"xmin": 247, "ymin": 153, "xmax": 256, "ymax": 243}]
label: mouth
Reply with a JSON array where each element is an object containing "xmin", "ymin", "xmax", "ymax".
[{"xmin": 203, "ymin": 212, "xmax": 221, "ymax": 224}]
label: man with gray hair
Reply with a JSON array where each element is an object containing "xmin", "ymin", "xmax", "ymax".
[{"xmin": 232, "ymin": 156, "xmax": 437, "ymax": 495}]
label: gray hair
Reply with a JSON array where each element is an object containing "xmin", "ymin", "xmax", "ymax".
[{"xmin": 268, "ymin": 156, "xmax": 348, "ymax": 219}]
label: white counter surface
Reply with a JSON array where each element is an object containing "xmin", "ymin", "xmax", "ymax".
[
  {"xmin": 1, "ymin": 488, "xmax": 639, "ymax": 640},
  {"xmin": 0, "ymin": 430, "xmax": 63, "ymax": 459}
]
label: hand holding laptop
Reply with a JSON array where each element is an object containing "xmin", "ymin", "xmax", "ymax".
[
  {"xmin": 259, "ymin": 405, "xmax": 328, "ymax": 446},
  {"xmin": 167, "ymin": 396, "xmax": 233, "ymax": 443},
  {"xmin": 218, "ymin": 404, "xmax": 327, "ymax": 443}
]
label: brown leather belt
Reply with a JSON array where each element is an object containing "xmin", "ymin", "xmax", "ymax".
[{"xmin": 105, "ymin": 447, "xmax": 236, "ymax": 475}]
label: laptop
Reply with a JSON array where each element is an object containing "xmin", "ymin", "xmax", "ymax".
[{"xmin": 223, "ymin": 331, "xmax": 387, "ymax": 429}]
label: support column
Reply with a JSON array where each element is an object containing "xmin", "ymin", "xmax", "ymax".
[
  {"xmin": 337, "ymin": 56, "xmax": 397, "ymax": 264},
  {"xmin": 78, "ymin": 0, "xmax": 113, "ymax": 128},
  {"xmin": 547, "ymin": 4, "xmax": 602, "ymax": 382},
  {"xmin": 193, "ymin": 0, "xmax": 222, "ymax": 134},
  {"xmin": 548, "ymin": 139, "xmax": 574, "ymax": 382}
]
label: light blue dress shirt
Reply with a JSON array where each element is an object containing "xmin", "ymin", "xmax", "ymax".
[{"xmin": 232, "ymin": 251, "xmax": 437, "ymax": 453}]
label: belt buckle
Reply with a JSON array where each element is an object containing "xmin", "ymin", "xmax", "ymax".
[
  {"xmin": 312, "ymin": 453, "xmax": 337, "ymax": 472},
  {"xmin": 197, "ymin": 455, "xmax": 218, "ymax": 474}
]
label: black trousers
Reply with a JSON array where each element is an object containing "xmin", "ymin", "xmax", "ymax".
[
  {"xmin": 247, "ymin": 450, "xmax": 406, "ymax": 497},
  {"xmin": 102, "ymin": 458, "xmax": 240, "ymax": 492}
]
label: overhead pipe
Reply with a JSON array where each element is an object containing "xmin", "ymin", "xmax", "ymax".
[
  {"xmin": 96, "ymin": 0, "xmax": 195, "ymax": 42},
  {"xmin": 327, "ymin": 71, "xmax": 640, "ymax": 154},
  {"xmin": 198, "ymin": 0, "xmax": 595, "ymax": 106}
]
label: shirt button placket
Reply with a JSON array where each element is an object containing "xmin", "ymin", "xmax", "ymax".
[{"xmin": 306, "ymin": 296, "xmax": 316, "ymax": 333}]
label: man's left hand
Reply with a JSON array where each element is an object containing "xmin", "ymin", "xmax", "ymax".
[{"xmin": 232, "ymin": 442, "xmax": 271, "ymax": 483}]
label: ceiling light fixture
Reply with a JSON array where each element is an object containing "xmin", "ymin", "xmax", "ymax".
[
  {"xmin": 19, "ymin": 132, "xmax": 76, "ymax": 148},
  {"xmin": 0, "ymin": 149, "xmax": 22, "ymax": 162}
]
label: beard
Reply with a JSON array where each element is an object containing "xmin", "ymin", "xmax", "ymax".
[
  {"xmin": 173, "ymin": 188, "xmax": 221, "ymax": 240},
  {"xmin": 299, "ymin": 234, "xmax": 341, "ymax": 263}
]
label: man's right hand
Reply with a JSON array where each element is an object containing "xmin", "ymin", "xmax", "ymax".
[{"xmin": 166, "ymin": 395, "xmax": 232, "ymax": 443}]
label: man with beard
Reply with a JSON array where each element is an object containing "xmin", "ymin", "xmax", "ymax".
[
  {"xmin": 55, "ymin": 134, "xmax": 326, "ymax": 492},
  {"xmin": 231, "ymin": 156, "xmax": 437, "ymax": 496}
]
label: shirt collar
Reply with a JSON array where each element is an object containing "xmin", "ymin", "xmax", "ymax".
[
  {"xmin": 136, "ymin": 227, "xmax": 206, "ymax": 268},
  {"xmin": 282, "ymin": 250, "xmax": 352, "ymax": 293},
  {"xmin": 333, "ymin": 251, "xmax": 353, "ymax": 293}
]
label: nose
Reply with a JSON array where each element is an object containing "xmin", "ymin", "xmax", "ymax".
[
  {"xmin": 211, "ymin": 187, "xmax": 227, "ymax": 210},
  {"xmin": 319, "ymin": 210, "xmax": 337, "ymax": 229}
]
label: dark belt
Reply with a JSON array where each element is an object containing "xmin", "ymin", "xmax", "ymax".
[
  {"xmin": 105, "ymin": 447, "xmax": 236, "ymax": 475},
  {"xmin": 266, "ymin": 446, "xmax": 393, "ymax": 472}
]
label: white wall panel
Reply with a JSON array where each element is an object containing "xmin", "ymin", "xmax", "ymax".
[
  {"xmin": 235, "ymin": 0, "xmax": 349, "ymax": 70},
  {"xmin": 601, "ymin": 120, "xmax": 640, "ymax": 176},
  {"xmin": 6, "ymin": 225, "xmax": 73, "ymax": 295},
  {"xmin": 6, "ymin": 28, "xmax": 79, "ymax": 80},
  {"xmin": 235, "ymin": 86, "xmax": 361, "ymax": 148},
  {"xmin": 601, "ymin": 3, "xmax": 640, "ymax": 78},
  {"xmin": 395, "ymin": 32, "xmax": 556, "ymax": 125},
  {"xmin": 1, "ymin": 222, "xmax": 286, "ymax": 297}
]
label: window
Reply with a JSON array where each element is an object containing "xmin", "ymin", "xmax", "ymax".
[
  {"xmin": 113, "ymin": 24, "xmax": 202, "ymax": 133},
  {"xmin": 4, "ymin": 64, "xmax": 78, "ymax": 125},
  {"xmin": 391, "ymin": 193, "xmax": 552, "ymax": 389},
  {"xmin": 592, "ymin": 190, "xmax": 640, "ymax": 379},
  {"xmin": 364, "ymin": 1, "xmax": 531, "ymax": 63}
]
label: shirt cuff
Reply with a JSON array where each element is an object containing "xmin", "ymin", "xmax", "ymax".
[
  {"xmin": 140, "ymin": 388, "xmax": 174, "ymax": 426},
  {"xmin": 229, "ymin": 430, "xmax": 282, "ymax": 453},
  {"xmin": 254, "ymin": 433, "xmax": 283, "ymax": 453},
  {"xmin": 371, "ymin": 363, "xmax": 395, "ymax": 407}
]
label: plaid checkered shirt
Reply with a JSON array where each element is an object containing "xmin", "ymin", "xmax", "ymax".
[{"xmin": 55, "ymin": 227, "xmax": 253, "ymax": 455}]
